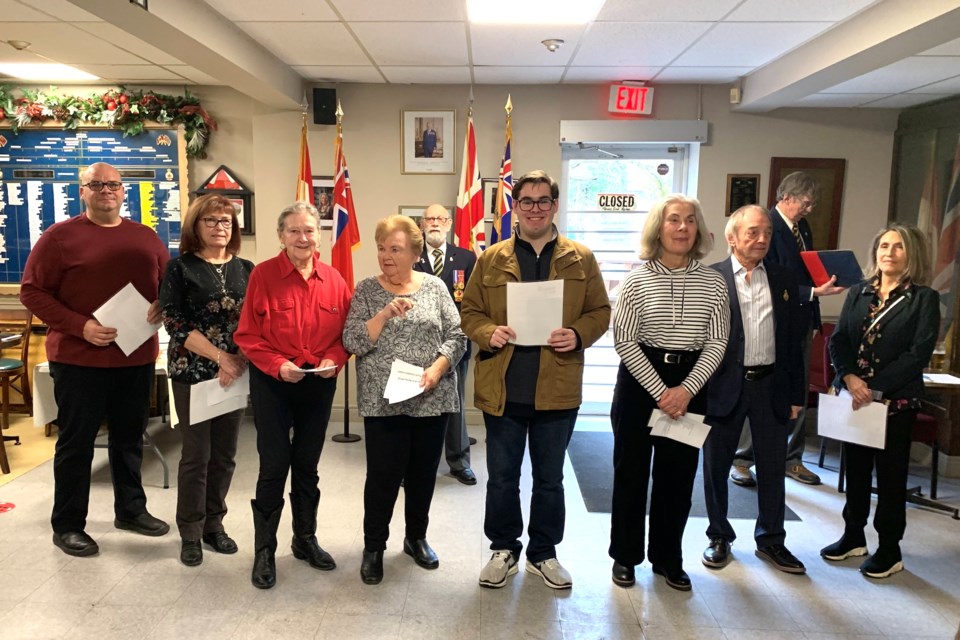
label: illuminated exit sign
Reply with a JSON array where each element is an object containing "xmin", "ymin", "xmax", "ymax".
[{"xmin": 608, "ymin": 83, "xmax": 654, "ymax": 115}]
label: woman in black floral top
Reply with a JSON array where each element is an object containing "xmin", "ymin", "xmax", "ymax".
[
  {"xmin": 160, "ymin": 194, "xmax": 254, "ymax": 567},
  {"xmin": 824, "ymin": 223, "xmax": 939, "ymax": 579}
]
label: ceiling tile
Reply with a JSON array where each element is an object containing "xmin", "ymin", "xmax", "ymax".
[
  {"xmin": 861, "ymin": 93, "xmax": 952, "ymax": 108},
  {"xmin": 793, "ymin": 93, "xmax": 888, "ymax": 107},
  {"xmin": 77, "ymin": 64, "xmax": 184, "ymax": 81},
  {"xmin": 823, "ymin": 56, "xmax": 960, "ymax": 93},
  {"xmin": 597, "ymin": 0, "xmax": 740, "ymax": 22},
  {"xmin": 919, "ymin": 37, "xmax": 960, "ymax": 56},
  {"xmin": 909, "ymin": 75, "xmax": 960, "ymax": 93},
  {"xmin": 470, "ymin": 24, "xmax": 585, "ymax": 66},
  {"xmin": 574, "ymin": 22, "xmax": 711, "ymax": 67},
  {"xmin": 655, "ymin": 66, "xmax": 753, "ymax": 83},
  {"xmin": 353, "ymin": 22, "xmax": 467, "ymax": 66},
  {"xmin": 204, "ymin": 0, "xmax": 336, "ymax": 21},
  {"xmin": 18, "ymin": 0, "xmax": 102, "ymax": 21},
  {"xmin": 474, "ymin": 67, "xmax": 565, "ymax": 84},
  {"xmin": 293, "ymin": 65, "xmax": 385, "ymax": 83},
  {"xmin": 673, "ymin": 22, "xmax": 830, "ymax": 66},
  {"xmin": 165, "ymin": 65, "xmax": 226, "ymax": 85},
  {"xmin": 332, "ymin": 0, "xmax": 465, "ymax": 21},
  {"xmin": 381, "ymin": 66, "xmax": 471, "ymax": 84},
  {"xmin": 73, "ymin": 23, "xmax": 184, "ymax": 65},
  {"xmin": 234, "ymin": 22, "xmax": 369, "ymax": 66},
  {"xmin": 563, "ymin": 66, "xmax": 662, "ymax": 83},
  {"xmin": 2, "ymin": 23, "xmax": 146, "ymax": 64},
  {"xmin": 2, "ymin": 0, "xmax": 57, "ymax": 21},
  {"xmin": 725, "ymin": 0, "xmax": 878, "ymax": 22}
]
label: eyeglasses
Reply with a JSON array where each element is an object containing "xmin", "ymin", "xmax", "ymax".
[
  {"xmin": 423, "ymin": 216, "xmax": 449, "ymax": 224},
  {"xmin": 796, "ymin": 197, "xmax": 817, "ymax": 210},
  {"xmin": 516, "ymin": 197, "xmax": 555, "ymax": 212},
  {"xmin": 201, "ymin": 217, "xmax": 233, "ymax": 229},
  {"xmin": 82, "ymin": 181, "xmax": 123, "ymax": 192}
]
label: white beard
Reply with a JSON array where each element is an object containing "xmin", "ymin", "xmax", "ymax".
[{"xmin": 425, "ymin": 229, "xmax": 445, "ymax": 247}]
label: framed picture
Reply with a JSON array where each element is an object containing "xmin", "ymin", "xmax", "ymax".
[
  {"xmin": 768, "ymin": 157, "xmax": 846, "ymax": 250},
  {"xmin": 725, "ymin": 174, "xmax": 760, "ymax": 216},
  {"xmin": 196, "ymin": 165, "xmax": 255, "ymax": 235},
  {"xmin": 398, "ymin": 205, "xmax": 455, "ymax": 243},
  {"xmin": 481, "ymin": 178, "xmax": 500, "ymax": 218},
  {"xmin": 401, "ymin": 109, "xmax": 456, "ymax": 174},
  {"xmin": 312, "ymin": 176, "xmax": 334, "ymax": 228}
]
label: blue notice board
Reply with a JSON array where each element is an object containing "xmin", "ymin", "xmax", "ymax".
[{"xmin": 0, "ymin": 127, "xmax": 187, "ymax": 284}]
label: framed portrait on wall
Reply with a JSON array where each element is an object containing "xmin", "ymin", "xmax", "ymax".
[
  {"xmin": 312, "ymin": 175, "xmax": 334, "ymax": 229},
  {"xmin": 401, "ymin": 109, "xmax": 456, "ymax": 174},
  {"xmin": 768, "ymin": 157, "xmax": 846, "ymax": 250}
]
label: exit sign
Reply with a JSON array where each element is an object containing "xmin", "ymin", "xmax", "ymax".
[{"xmin": 608, "ymin": 83, "xmax": 654, "ymax": 115}]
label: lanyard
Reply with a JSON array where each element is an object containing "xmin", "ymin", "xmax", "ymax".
[{"xmin": 865, "ymin": 295, "xmax": 905, "ymax": 336}]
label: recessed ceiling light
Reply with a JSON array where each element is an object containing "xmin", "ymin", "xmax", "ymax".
[
  {"xmin": 0, "ymin": 63, "xmax": 100, "ymax": 81},
  {"xmin": 467, "ymin": 0, "xmax": 605, "ymax": 25}
]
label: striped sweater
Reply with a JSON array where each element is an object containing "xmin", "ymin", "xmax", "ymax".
[{"xmin": 614, "ymin": 258, "xmax": 729, "ymax": 400}]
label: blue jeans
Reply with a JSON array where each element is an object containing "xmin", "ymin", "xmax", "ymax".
[{"xmin": 483, "ymin": 407, "xmax": 578, "ymax": 563}]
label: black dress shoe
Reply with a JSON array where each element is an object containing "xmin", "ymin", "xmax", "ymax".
[
  {"xmin": 114, "ymin": 512, "xmax": 170, "ymax": 537},
  {"xmin": 756, "ymin": 544, "xmax": 806, "ymax": 574},
  {"xmin": 202, "ymin": 531, "xmax": 238, "ymax": 554},
  {"xmin": 403, "ymin": 537, "xmax": 439, "ymax": 569},
  {"xmin": 468, "ymin": 436, "xmax": 478, "ymax": 445},
  {"xmin": 361, "ymin": 549, "xmax": 384, "ymax": 584},
  {"xmin": 702, "ymin": 538, "xmax": 731, "ymax": 569},
  {"xmin": 652, "ymin": 564, "xmax": 692, "ymax": 591},
  {"xmin": 52, "ymin": 531, "xmax": 99, "ymax": 557},
  {"xmin": 611, "ymin": 561, "xmax": 635, "ymax": 587},
  {"xmin": 180, "ymin": 539, "xmax": 203, "ymax": 566},
  {"xmin": 451, "ymin": 468, "xmax": 477, "ymax": 486}
]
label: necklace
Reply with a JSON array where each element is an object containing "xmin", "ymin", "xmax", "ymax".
[{"xmin": 205, "ymin": 260, "xmax": 227, "ymax": 294}]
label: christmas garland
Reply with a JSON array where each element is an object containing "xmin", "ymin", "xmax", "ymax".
[{"xmin": 0, "ymin": 86, "xmax": 217, "ymax": 159}]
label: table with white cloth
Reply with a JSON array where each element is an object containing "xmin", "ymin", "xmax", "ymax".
[{"xmin": 32, "ymin": 358, "xmax": 177, "ymax": 488}]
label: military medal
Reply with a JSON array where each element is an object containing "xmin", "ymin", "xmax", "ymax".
[{"xmin": 453, "ymin": 270, "xmax": 465, "ymax": 302}]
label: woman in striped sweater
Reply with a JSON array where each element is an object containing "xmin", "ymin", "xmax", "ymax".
[{"xmin": 608, "ymin": 194, "xmax": 729, "ymax": 591}]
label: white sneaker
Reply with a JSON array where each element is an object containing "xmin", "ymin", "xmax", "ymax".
[
  {"xmin": 479, "ymin": 550, "xmax": 518, "ymax": 588},
  {"xmin": 525, "ymin": 558, "xmax": 573, "ymax": 589}
]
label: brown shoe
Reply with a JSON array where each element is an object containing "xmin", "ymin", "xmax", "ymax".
[
  {"xmin": 786, "ymin": 463, "xmax": 821, "ymax": 485},
  {"xmin": 730, "ymin": 465, "xmax": 756, "ymax": 487}
]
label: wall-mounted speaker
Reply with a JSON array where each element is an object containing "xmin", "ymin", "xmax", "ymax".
[{"xmin": 313, "ymin": 88, "xmax": 337, "ymax": 125}]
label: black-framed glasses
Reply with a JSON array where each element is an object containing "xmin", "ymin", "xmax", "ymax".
[
  {"xmin": 516, "ymin": 197, "xmax": 555, "ymax": 212},
  {"xmin": 201, "ymin": 217, "xmax": 233, "ymax": 229},
  {"xmin": 82, "ymin": 181, "xmax": 123, "ymax": 192}
]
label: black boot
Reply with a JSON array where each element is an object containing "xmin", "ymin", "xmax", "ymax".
[
  {"xmin": 360, "ymin": 549, "xmax": 384, "ymax": 585},
  {"xmin": 290, "ymin": 491, "xmax": 336, "ymax": 571},
  {"xmin": 251, "ymin": 499, "xmax": 283, "ymax": 589}
]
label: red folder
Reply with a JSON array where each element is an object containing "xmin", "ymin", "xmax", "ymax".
[{"xmin": 800, "ymin": 250, "xmax": 863, "ymax": 288}]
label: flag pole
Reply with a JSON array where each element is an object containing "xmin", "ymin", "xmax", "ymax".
[{"xmin": 332, "ymin": 99, "xmax": 361, "ymax": 444}]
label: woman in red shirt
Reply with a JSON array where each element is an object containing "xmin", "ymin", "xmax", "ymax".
[{"xmin": 234, "ymin": 201, "xmax": 351, "ymax": 590}]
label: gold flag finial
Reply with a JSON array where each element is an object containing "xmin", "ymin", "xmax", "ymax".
[{"xmin": 505, "ymin": 94, "xmax": 513, "ymax": 115}]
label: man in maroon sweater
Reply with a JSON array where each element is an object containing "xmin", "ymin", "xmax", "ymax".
[{"xmin": 20, "ymin": 162, "xmax": 170, "ymax": 557}]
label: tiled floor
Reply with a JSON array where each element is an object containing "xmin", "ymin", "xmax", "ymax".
[{"xmin": 1, "ymin": 416, "xmax": 958, "ymax": 640}]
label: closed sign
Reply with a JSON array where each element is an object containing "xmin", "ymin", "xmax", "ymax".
[{"xmin": 597, "ymin": 194, "xmax": 636, "ymax": 211}]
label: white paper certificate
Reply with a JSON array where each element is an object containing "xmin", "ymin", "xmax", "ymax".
[
  {"xmin": 187, "ymin": 370, "xmax": 250, "ymax": 426},
  {"xmin": 383, "ymin": 359, "xmax": 425, "ymax": 404},
  {"xmin": 91, "ymin": 282, "xmax": 161, "ymax": 356},
  {"xmin": 817, "ymin": 391, "xmax": 887, "ymax": 449},
  {"xmin": 297, "ymin": 365, "xmax": 337, "ymax": 374},
  {"xmin": 648, "ymin": 410, "xmax": 712, "ymax": 449},
  {"xmin": 507, "ymin": 279, "xmax": 564, "ymax": 346}
]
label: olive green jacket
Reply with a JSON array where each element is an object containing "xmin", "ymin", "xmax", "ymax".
[{"xmin": 460, "ymin": 234, "xmax": 611, "ymax": 416}]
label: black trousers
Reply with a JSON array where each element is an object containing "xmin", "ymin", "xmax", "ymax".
[
  {"xmin": 609, "ymin": 357, "xmax": 706, "ymax": 570},
  {"xmin": 703, "ymin": 373, "xmax": 788, "ymax": 547},
  {"xmin": 171, "ymin": 381, "xmax": 243, "ymax": 540},
  {"xmin": 49, "ymin": 362, "xmax": 154, "ymax": 533},
  {"xmin": 249, "ymin": 366, "xmax": 336, "ymax": 512},
  {"xmin": 362, "ymin": 414, "xmax": 445, "ymax": 551},
  {"xmin": 444, "ymin": 354, "xmax": 471, "ymax": 472},
  {"xmin": 842, "ymin": 409, "xmax": 915, "ymax": 549}
]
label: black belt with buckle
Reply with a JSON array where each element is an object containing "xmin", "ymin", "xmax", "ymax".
[
  {"xmin": 743, "ymin": 364, "xmax": 775, "ymax": 381},
  {"xmin": 641, "ymin": 345, "xmax": 700, "ymax": 365}
]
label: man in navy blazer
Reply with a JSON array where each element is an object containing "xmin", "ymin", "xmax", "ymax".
[
  {"xmin": 414, "ymin": 204, "xmax": 478, "ymax": 485},
  {"xmin": 703, "ymin": 205, "xmax": 807, "ymax": 574},
  {"xmin": 731, "ymin": 171, "xmax": 845, "ymax": 487}
]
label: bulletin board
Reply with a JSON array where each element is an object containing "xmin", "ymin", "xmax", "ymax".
[{"xmin": 0, "ymin": 126, "xmax": 188, "ymax": 288}]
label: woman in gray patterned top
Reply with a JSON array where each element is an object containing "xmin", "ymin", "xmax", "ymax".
[{"xmin": 343, "ymin": 215, "xmax": 467, "ymax": 585}]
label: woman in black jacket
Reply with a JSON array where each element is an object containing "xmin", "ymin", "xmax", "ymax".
[{"xmin": 823, "ymin": 223, "xmax": 939, "ymax": 579}]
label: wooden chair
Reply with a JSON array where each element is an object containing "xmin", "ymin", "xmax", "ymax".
[{"xmin": 0, "ymin": 309, "xmax": 34, "ymax": 430}]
